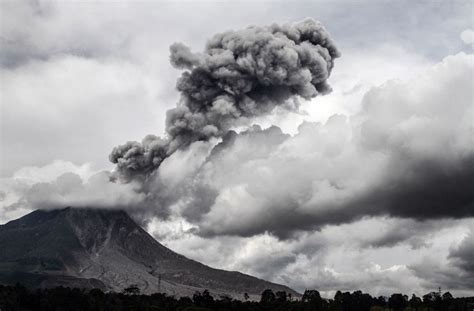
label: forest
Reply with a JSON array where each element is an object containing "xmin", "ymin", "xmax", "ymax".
[{"xmin": 0, "ymin": 284, "xmax": 473, "ymax": 311}]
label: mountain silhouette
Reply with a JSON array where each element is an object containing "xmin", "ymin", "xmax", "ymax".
[{"xmin": 0, "ymin": 207, "xmax": 298, "ymax": 298}]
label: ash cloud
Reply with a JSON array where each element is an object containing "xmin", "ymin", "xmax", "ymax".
[{"xmin": 110, "ymin": 19, "xmax": 340, "ymax": 179}]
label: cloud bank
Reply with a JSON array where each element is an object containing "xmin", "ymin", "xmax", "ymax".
[{"xmin": 141, "ymin": 52, "xmax": 473, "ymax": 238}]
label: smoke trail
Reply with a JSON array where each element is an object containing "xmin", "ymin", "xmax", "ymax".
[{"xmin": 110, "ymin": 19, "xmax": 340, "ymax": 179}]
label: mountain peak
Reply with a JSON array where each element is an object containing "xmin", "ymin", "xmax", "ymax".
[{"xmin": 0, "ymin": 208, "xmax": 298, "ymax": 299}]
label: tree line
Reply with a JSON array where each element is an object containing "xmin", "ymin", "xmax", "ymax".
[{"xmin": 0, "ymin": 284, "xmax": 473, "ymax": 311}]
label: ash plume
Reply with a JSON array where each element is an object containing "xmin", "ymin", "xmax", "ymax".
[{"xmin": 110, "ymin": 19, "xmax": 340, "ymax": 179}]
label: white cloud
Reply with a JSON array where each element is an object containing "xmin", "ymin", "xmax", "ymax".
[
  {"xmin": 12, "ymin": 160, "xmax": 94, "ymax": 184},
  {"xmin": 23, "ymin": 171, "xmax": 146, "ymax": 209},
  {"xmin": 0, "ymin": 161, "xmax": 145, "ymax": 223},
  {"xmin": 1, "ymin": 160, "xmax": 96, "ymax": 222},
  {"xmin": 460, "ymin": 29, "xmax": 474, "ymax": 46}
]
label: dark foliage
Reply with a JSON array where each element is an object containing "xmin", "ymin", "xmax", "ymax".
[{"xmin": 0, "ymin": 284, "xmax": 473, "ymax": 311}]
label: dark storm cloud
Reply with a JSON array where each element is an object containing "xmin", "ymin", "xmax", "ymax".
[
  {"xmin": 351, "ymin": 219, "xmax": 443, "ymax": 249},
  {"xmin": 293, "ymin": 155, "xmax": 474, "ymax": 234},
  {"xmin": 355, "ymin": 157, "xmax": 474, "ymax": 220},
  {"xmin": 183, "ymin": 113, "xmax": 473, "ymax": 238},
  {"xmin": 196, "ymin": 153, "xmax": 474, "ymax": 239},
  {"xmin": 109, "ymin": 19, "xmax": 340, "ymax": 179}
]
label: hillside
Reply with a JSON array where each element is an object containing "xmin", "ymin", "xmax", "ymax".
[{"xmin": 0, "ymin": 207, "xmax": 298, "ymax": 299}]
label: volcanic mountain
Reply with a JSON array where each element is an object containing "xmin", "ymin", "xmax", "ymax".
[{"xmin": 0, "ymin": 207, "xmax": 298, "ymax": 299}]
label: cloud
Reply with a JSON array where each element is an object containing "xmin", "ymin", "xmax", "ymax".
[
  {"xmin": 142, "ymin": 52, "xmax": 473, "ymax": 238},
  {"xmin": 4, "ymin": 0, "xmax": 470, "ymax": 68},
  {"xmin": 12, "ymin": 160, "xmax": 94, "ymax": 184},
  {"xmin": 407, "ymin": 223, "xmax": 474, "ymax": 295},
  {"xmin": 460, "ymin": 29, "xmax": 474, "ymax": 46},
  {"xmin": 449, "ymin": 229, "xmax": 474, "ymax": 275},
  {"xmin": 0, "ymin": 161, "xmax": 145, "ymax": 223},
  {"xmin": 148, "ymin": 215, "xmax": 474, "ymax": 297},
  {"xmin": 0, "ymin": 1, "xmax": 159, "ymax": 68},
  {"xmin": 1, "ymin": 160, "xmax": 96, "ymax": 222},
  {"xmin": 0, "ymin": 55, "xmax": 166, "ymax": 177},
  {"xmin": 24, "ymin": 171, "xmax": 146, "ymax": 210}
]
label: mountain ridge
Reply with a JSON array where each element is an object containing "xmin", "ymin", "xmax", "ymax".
[{"xmin": 0, "ymin": 207, "xmax": 299, "ymax": 299}]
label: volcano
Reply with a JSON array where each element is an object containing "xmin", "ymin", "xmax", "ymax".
[{"xmin": 0, "ymin": 207, "xmax": 298, "ymax": 299}]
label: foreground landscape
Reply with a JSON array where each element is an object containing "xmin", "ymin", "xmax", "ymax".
[{"xmin": 1, "ymin": 284, "xmax": 473, "ymax": 310}]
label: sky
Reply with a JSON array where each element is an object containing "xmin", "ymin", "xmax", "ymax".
[{"xmin": 1, "ymin": 0, "xmax": 473, "ymax": 298}]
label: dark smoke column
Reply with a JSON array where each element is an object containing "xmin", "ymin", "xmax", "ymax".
[{"xmin": 110, "ymin": 19, "xmax": 340, "ymax": 180}]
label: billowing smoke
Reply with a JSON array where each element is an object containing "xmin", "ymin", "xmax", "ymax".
[{"xmin": 109, "ymin": 19, "xmax": 340, "ymax": 179}]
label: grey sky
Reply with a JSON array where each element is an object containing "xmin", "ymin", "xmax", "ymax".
[{"xmin": 1, "ymin": 0, "xmax": 473, "ymax": 297}]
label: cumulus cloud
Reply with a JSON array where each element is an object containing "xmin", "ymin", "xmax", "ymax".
[{"xmin": 138, "ymin": 52, "xmax": 473, "ymax": 238}]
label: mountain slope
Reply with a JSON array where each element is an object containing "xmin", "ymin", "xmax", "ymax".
[{"xmin": 0, "ymin": 208, "xmax": 298, "ymax": 298}]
